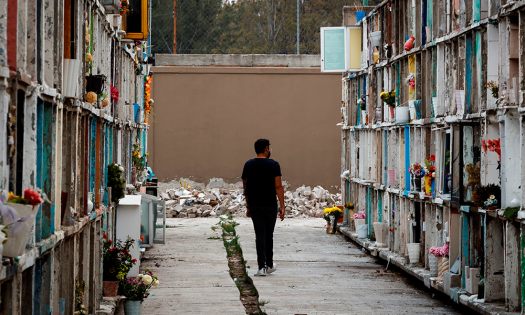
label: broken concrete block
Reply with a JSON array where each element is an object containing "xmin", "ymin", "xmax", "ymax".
[
  {"xmin": 202, "ymin": 210, "xmax": 211, "ymax": 217},
  {"xmin": 160, "ymin": 192, "xmax": 170, "ymax": 200},
  {"xmin": 188, "ymin": 213, "xmax": 196, "ymax": 218},
  {"xmin": 203, "ymin": 199, "xmax": 210, "ymax": 204},
  {"xmin": 228, "ymin": 205, "xmax": 240, "ymax": 213},
  {"xmin": 204, "ymin": 194, "xmax": 216, "ymax": 201}
]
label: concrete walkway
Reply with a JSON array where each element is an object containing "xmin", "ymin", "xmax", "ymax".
[
  {"xmin": 141, "ymin": 218, "xmax": 245, "ymax": 314},
  {"xmin": 144, "ymin": 218, "xmax": 464, "ymax": 314}
]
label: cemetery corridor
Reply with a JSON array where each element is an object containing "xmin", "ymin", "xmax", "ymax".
[{"xmin": 142, "ymin": 217, "xmax": 465, "ymax": 314}]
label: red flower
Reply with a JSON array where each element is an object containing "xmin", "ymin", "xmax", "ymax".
[
  {"xmin": 23, "ymin": 189, "xmax": 44, "ymax": 206},
  {"xmin": 482, "ymin": 140, "xmax": 487, "ymax": 153},
  {"xmin": 429, "ymin": 155, "xmax": 435, "ymax": 162},
  {"xmin": 110, "ymin": 84, "xmax": 120, "ymax": 103},
  {"xmin": 132, "ymin": 259, "xmax": 137, "ymax": 263},
  {"xmin": 430, "ymin": 166, "xmax": 436, "ymax": 171},
  {"xmin": 103, "ymin": 231, "xmax": 108, "ymax": 239}
]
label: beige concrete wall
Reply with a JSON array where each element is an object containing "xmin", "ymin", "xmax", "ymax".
[{"xmin": 149, "ymin": 66, "xmax": 342, "ymax": 191}]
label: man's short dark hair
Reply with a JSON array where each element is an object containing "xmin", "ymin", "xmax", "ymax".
[{"xmin": 254, "ymin": 139, "xmax": 270, "ymax": 154}]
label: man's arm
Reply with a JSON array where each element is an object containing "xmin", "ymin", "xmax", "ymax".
[
  {"xmin": 243, "ymin": 179, "xmax": 250, "ymax": 217},
  {"xmin": 275, "ymin": 176, "xmax": 285, "ymax": 221}
]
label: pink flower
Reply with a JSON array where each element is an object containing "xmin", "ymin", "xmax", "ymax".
[
  {"xmin": 133, "ymin": 279, "xmax": 138, "ymax": 284},
  {"xmin": 127, "ymin": 279, "xmax": 130, "ymax": 284}
]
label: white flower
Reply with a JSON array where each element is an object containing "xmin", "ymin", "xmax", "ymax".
[
  {"xmin": 152, "ymin": 279, "xmax": 159, "ymax": 286},
  {"xmin": 137, "ymin": 274, "xmax": 143, "ymax": 279},
  {"xmin": 119, "ymin": 166, "xmax": 124, "ymax": 172},
  {"xmin": 143, "ymin": 275, "xmax": 153, "ymax": 284}
]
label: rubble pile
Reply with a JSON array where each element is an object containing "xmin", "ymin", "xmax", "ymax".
[{"xmin": 159, "ymin": 184, "xmax": 342, "ymax": 219}]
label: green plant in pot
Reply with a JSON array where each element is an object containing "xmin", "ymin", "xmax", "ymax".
[
  {"xmin": 107, "ymin": 163, "xmax": 125, "ymax": 203},
  {"xmin": 102, "ymin": 233, "xmax": 137, "ymax": 296}
]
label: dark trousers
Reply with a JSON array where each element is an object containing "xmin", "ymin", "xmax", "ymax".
[{"xmin": 250, "ymin": 206, "xmax": 277, "ymax": 270}]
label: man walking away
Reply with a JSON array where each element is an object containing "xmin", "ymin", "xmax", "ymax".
[{"xmin": 242, "ymin": 139, "xmax": 285, "ymax": 277}]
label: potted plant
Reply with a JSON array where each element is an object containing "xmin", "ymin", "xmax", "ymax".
[
  {"xmin": 1, "ymin": 189, "xmax": 43, "ymax": 257},
  {"xmin": 119, "ymin": 268, "xmax": 159, "ymax": 315},
  {"xmin": 108, "ymin": 163, "xmax": 125, "ymax": 203},
  {"xmin": 102, "ymin": 233, "xmax": 137, "ymax": 296},
  {"xmin": 380, "ymin": 90, "xmax": 396, "ymax": 118},
  {"xmin": 323, "ymin": 213, "xmax": 331, "ymax": 234}
]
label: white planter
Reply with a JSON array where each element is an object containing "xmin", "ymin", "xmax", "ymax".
[
  {"xmin": 2, "ymin": 203, "xmax": 38, "ymax": 258},
  {"xmin": 354, "ymin": 219, "xmax": 365, "ymax": 233},
  {"xmin": 395, "ymin": 107, "xmax": 410, "ymax": 124},
  {"xmin": 372, "ymin": 222, "xmax": 388, "ymax": 248},
  {"xmin": 429, "ymin": 254, "xmax": 439, "ymax": 277},
  {"xmin": 357, "ymin": 224, "xmax": 368, "ymax": 239},
  {"xmin": 369, "ymin": 31, "xmax": 381, "ymax": 47},
  {"xmin": 406, "ymin": 243, "xmax": 421, "ymax": 264}
]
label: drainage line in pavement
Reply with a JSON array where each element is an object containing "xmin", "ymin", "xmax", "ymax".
[{"xmin": 218, "ymin": 217, "xmax": 266, "ymax": 315}]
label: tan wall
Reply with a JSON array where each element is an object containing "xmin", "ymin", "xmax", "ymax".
[{"xmin": 149, "ymin": 66, "xmax": 342, "ymax": 191}]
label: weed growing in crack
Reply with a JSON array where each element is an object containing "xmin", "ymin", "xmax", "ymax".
[
  {"xmin": 259, "ymin": 300, "xmax": 270, "ymax": 307},
  {"xmin": 207, "ymin": 236, "xmax": 221, "ymax": 240},
  {"xmin": 218, "ymin": 217, "xmax": 263, "ymax": 314},
  {"xmin": 212, "ymin": 283, "xmax": 222, "ymax": 287}
]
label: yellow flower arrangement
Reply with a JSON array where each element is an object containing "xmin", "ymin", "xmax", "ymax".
[{"xmin": 324, "ymin": 206, "xmax": 343, "ymax": 214}]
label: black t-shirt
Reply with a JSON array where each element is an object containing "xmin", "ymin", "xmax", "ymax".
[{"xmin": 241, "ymin": 158, "xmax": 282, "ymax": 208}]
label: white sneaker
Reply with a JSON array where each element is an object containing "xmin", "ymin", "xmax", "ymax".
[
  {"xmin": 254, "ymin": 268, "xmax": 267, "ymax": 276},
  {"xmin": 266, "ymin": 263, "xmax": 277, "ymax": 274}
]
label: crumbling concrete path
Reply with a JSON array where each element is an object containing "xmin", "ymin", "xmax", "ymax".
[
  {"xmin": 141, "ymin": 218, "xmax": 245, "ymax": 314},
  {"xmin": 236, "ymin": 218, "xmax": 463, "ymax": 314},
  {"xmin": 143, "ymin": 218, "xmax": 463, "ymax": 314}
]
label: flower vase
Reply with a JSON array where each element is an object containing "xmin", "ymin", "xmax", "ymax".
[
  {"xmin": 2, "ymin": 203, "xmax": 38, "ymax": 257},
  {"xmin": 389, "ymin": 106, "xmax": 395, "ymax": 118},
  {"xmin": 429, "ymin": 255, "xmax": 439, "ymax": 277},
  {"xmin": 404, "ymin": 36, "xmax": 415, "ymax": 51},
  {"xmin": 410, "ymin": 174, "xmax": 415, "ymax": 191},
  {"xmin": 424, "ymin": 175, "xmax": 432, "ymax": 196},
  {"xmin": 406, "ymin": 243, "xmax": 421, "ymax": 264},
  {"xmin": 414, "ymin": 175, "xmax": 422, "ymax": 191},
  {"xmin": 354, "ymin": 218, "xmax": 365, "ymax": 233},
  {"xmin": 103, "ymin": 281, "xmax": 119, "ymax": 297},
  {"xmin": 438, "ymin": 256, "xmax": 449, "ymax": 278},
  {"xmin": 124, "ymin": 300, "xmax": 142, "ymax": 315}
]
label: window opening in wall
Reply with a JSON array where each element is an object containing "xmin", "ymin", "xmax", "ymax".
[
  {"xmin": 64, "ymin": 0, "xmax": 77, "ymax": 58},
  {"xmin": 441, "ymin": 131, "xmax": 451, "ymax": 195},
  {"xmin": 452, "ymin": 123, "xmax": 481, "ymax": 205},
  {"xmin": 413, "ymin": 202, "xmax": 421, "ymax": 243}
]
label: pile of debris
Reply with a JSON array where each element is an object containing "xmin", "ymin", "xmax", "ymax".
[{"xmin": 159, "ymin": 185, "xmax": 342, "ymax": 219}]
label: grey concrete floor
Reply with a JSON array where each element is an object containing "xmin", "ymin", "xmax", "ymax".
[{"xmin": 143, "ymin": 217, "xmax": 464, "ymax": 315}]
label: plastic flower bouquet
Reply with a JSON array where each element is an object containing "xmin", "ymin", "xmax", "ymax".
[
  {"xmin": 429, "ymin": 243, "xmax": 449, "ymax": 258},
  {"xmin": 408, "ymin": 163, "xmax": 423, "ymax": 176},
  {"xmin": 484, "ymin": 195, "xmax": 498, "ymax": 210},
  {"xmin": 353, "ymin": 211, "xmax": 365, "ymax": 219},
  {"xmin": 380, "ymin": 90, "xmax": 396, "ymax": 107},
  {"xmin": 119, "ymin": 268, "xmax": 159, "ymax": 302},
  {"xmin": 103, "ymin": 233, "xmax": 137, "ymax": 281}
]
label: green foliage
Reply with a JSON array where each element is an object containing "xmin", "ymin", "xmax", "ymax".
[
  {"xmin": 259, "ymin": 299, "xmax": 270, "ymax": 307},
  {"xmin": 155, "ymin": 0, "xmax": 362, "ymax": 55},
  {"xmin": 107, "ymin": 163, "xmax": 125, "ymax": 203},
  {"xmin": 75, "ymin": 278, "xmax": 87, "ymax": 314},
  {"xmin": 102, "ymin": 233, "xmax": 137, "ymax": 281},
  {"xmin": 503, "ymin": 207, "xmax": 520, "ymax": 220}
]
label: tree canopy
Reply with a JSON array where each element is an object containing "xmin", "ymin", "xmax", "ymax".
[{"xmin": 152, "ymin": 0, "xmax": 374, "ymax": 55}]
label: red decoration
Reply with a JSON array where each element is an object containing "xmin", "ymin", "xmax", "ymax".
[
  {"xmin": 110, "ymin": 85, "xmax": 119, "ymax": 103},
  {"xmin": 404, "ymin": 36, "xmax": 415, "ymax": 51}
]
